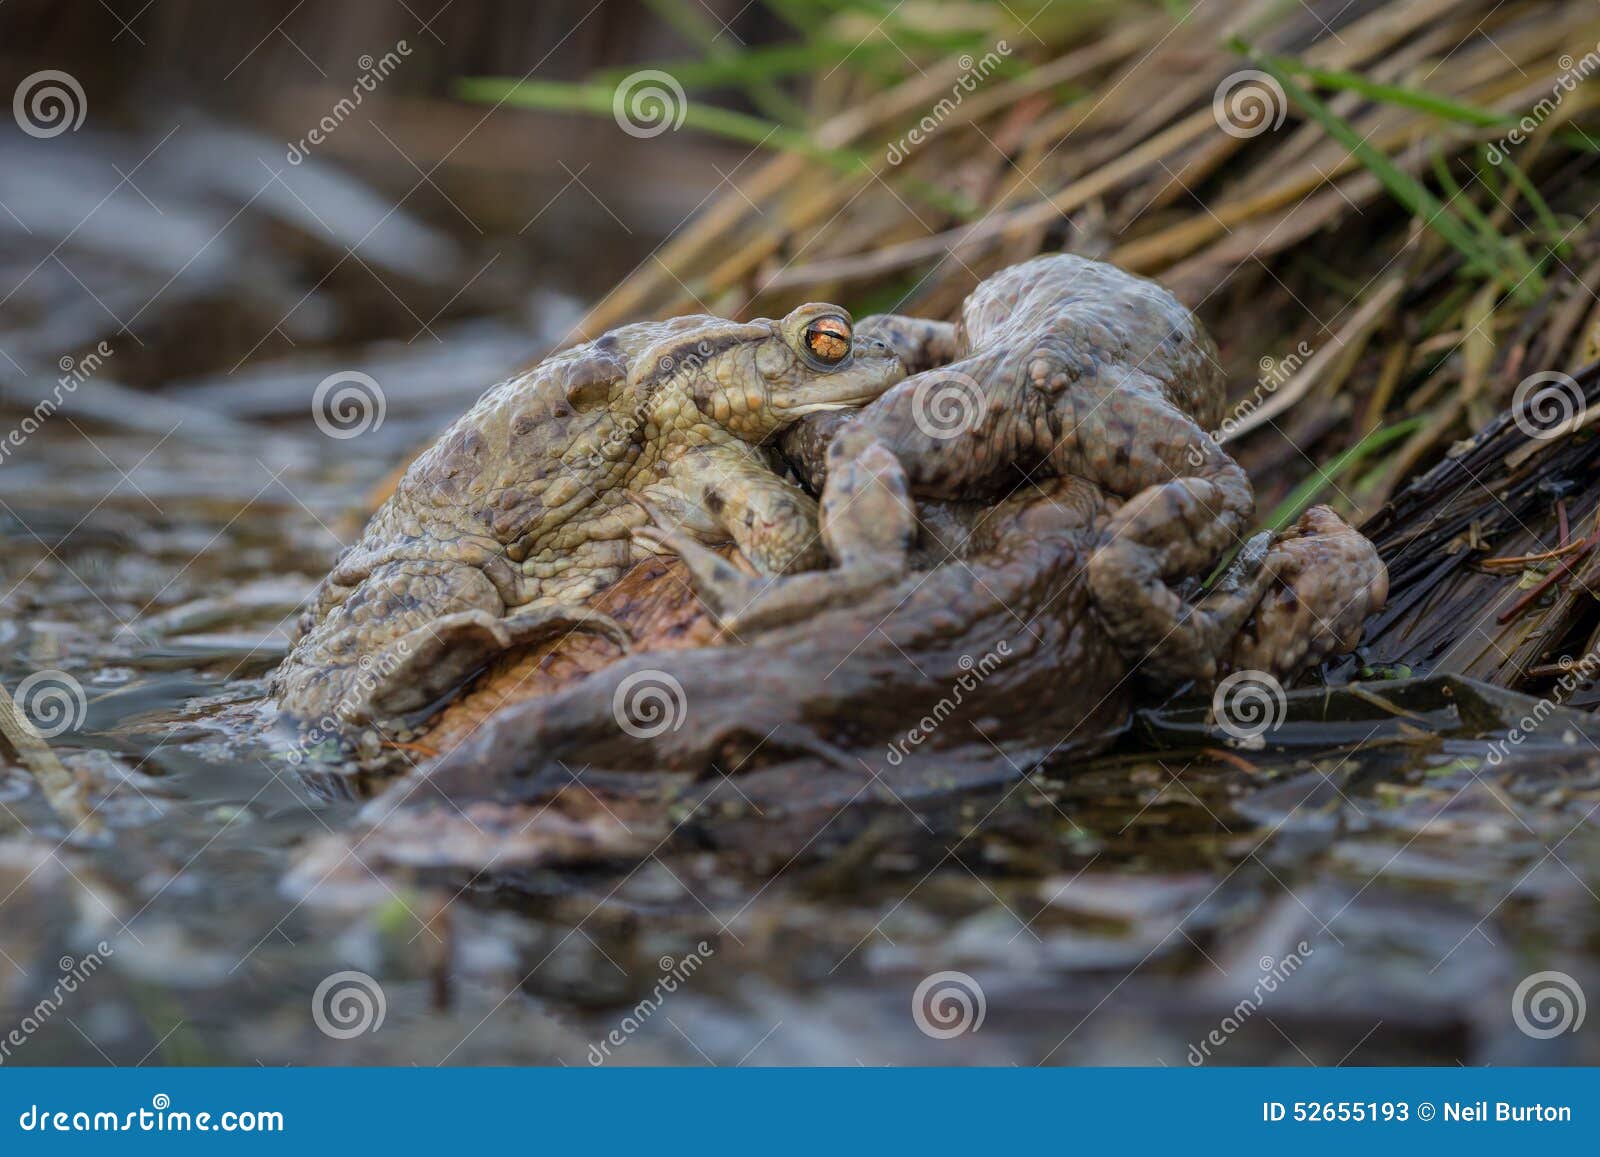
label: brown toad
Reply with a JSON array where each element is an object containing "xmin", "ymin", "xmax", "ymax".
[{"xmin": 272, "ymin": 305, "xmax": 903, "ymax": 739}]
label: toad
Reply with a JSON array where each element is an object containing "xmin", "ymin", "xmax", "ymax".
[{"xmin": 271, "ymin": 305, "xmax": 903, "ymax": 740}]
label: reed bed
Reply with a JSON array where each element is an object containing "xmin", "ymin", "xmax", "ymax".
[{"xmin": 468, "ymin": 0, "xmax": 1600, "ymax": 525}]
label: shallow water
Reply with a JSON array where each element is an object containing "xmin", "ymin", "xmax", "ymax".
[{"xmin": 4, "ymin": 428, "xmax": 1596, "ymax": 1067}]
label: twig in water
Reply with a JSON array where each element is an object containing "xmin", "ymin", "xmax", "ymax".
[{"xmin": 0, "ymin": 683, "xmax": 103, "ymax": 838}]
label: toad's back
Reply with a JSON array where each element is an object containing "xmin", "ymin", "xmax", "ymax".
[
  {"xmin": 958, "ymin": 253, "xmax": 1225, "ymax": 432},
  {"xmin": 377, "ymin": 316, "xmax": 727, "ymax": 561}
]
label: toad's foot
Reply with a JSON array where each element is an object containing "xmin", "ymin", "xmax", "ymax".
[
  {"xmin": 629, "ymin": 522, "xmax": 756, "ymax": 616},
  {"xmin": 1088, "ymin": 488, "xmax": 1272, "ymax": 688},
  {"xmin": 1223, "ymin": 505, "xmax": 1387, "ymax": 680},
  {"xmin": 856, "ymin": 315, "xmax": 960, "ymax": 374},
  {"xmin": 357, "ymin": 603, "xmax": 630, "ymax": 726}
]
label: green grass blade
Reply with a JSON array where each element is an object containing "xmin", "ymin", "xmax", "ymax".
[
  {"xmin": 592, "ymin": 40, "xmax": 908, "ymax": 89},
  {"xmin": 1238, "ymin": 46, "xmax": 1538, "ymax": 299},
  {"xmin": 1273, "ymin": 61, "xmax": 1507, "ymax": 128},
  {"xmin": 459, "ymin": 77, "xmax": 856, "ymax": 165},
  {"xmin": 642, "ymin": 0, "xmax": 809, "ymax": 125},
  {"xmin": 459, "ymin": 77, "xmax": 985, "ymax": 218},
  {"xmin": 758, "ymin": 0, "xmax": 815, "ymax": 33},
  {"xmin": 1496, "ymin": 151, "xmax": 1569, "ymax": 254},
  {"xmin": 1428, "ymin": 149, "xmax": 1536, "ymax": 277},
  {"xmin": 1262, "ymin": 417, "xmax": 1425, "ymax": 532},
  {"xmin": 798, "ymin": 0, "xmax": 999, "ymax": 55}
]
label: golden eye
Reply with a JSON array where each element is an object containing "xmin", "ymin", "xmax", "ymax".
[{"xmin": 803, "ymin": 316, "xmax": 851, "ymax": 365}]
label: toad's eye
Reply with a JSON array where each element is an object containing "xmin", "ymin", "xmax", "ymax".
[{"xmin": 803, "ymin": 316, "xmax": 852, "ymax": 365}]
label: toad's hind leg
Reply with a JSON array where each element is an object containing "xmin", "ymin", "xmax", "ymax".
[
  {"xmin": 1073, "ymin": 380, "xmax": 1270, "ymax": 686},
  {"xmin": 276, "ymin": 558, "xmax": 626, "ymax": 730},
  {"xmin": 369, "ymin": 601, "xmax": 629, "ymax": 721}
]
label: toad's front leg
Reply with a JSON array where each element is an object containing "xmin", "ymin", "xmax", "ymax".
[
  {"xmin": 669, "ymin": 442, "xmax": 830, "ymax": 575},
  {"xmin": 633, "ymin": 436, "xmax": 914, "ymax": 633},
  {"xmin": 856, "ymin": 314, "xmax": 960, "ymax": 374}
]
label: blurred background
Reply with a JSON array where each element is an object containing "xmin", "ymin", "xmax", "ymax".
[
  {"xmin": 2, "ymin": 0, "xmax": 1599, "ymax": 1067},
  {"xmin": 0, "ymin": 0, "xmax": 770, "ymax": 424}
]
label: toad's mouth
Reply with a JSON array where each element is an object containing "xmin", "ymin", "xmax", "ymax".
[
  {"xmin": 772, "ymin": 354, "xmax": 906, "ymax": 418},
  {"xmin": 779, "ymin": 391, "xmax": 887, "ymax": 418}
]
